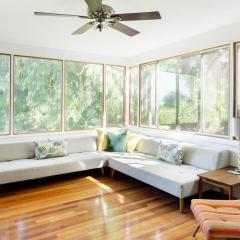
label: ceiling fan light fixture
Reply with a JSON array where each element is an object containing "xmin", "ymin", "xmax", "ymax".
[{"xmin": 94, "ymin": 21, "xmax": 108, "ymax": 32}]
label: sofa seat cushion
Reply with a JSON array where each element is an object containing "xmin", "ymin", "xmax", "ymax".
[
  {"xmin": 106, "ymin": 152, "xmax": 207, "ymax": 198},
  {"xmin": 0, "ymin": 152, "xmax": 108, "ymax": 185}
]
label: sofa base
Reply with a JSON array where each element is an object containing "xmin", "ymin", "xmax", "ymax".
[{"xmin": 110, "ymin": 167, "xmax": 186, "ymax": 213}]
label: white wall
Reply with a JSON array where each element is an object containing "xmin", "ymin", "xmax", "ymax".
[
  {"xmin": 0, "ymin": 41, "xmax": 127, "ymax": 65},
  {"xmin": 127, "ymin": 21, "xmax": 240, "ymax": 66}
]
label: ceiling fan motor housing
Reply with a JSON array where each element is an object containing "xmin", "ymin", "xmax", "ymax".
[{"xmin": 88, "ymin": 4, "xmax": 115, "ymax": 20}]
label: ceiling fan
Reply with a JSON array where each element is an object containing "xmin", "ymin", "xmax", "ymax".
[{"xmin": 34, "ymin": 0, "xmax": 161, "ymax": 37}]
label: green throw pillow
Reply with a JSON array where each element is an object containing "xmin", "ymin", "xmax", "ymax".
[{"xmin": 107, "ymin": 131, "xmax": 127, "ymax": 152}]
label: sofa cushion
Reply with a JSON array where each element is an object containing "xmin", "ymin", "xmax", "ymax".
[
  {"xmin": 157, "ymin": 141, "xmax": 184, "ymax": 165},
  {"xmin": 136, "ymin": 137, "xmax": 161, "ymax": 156},
  {"xmin": 34, "ymin": 140, "xmax": 68, "ymax": 159},
  {"xmin": 126, "ymin": 132, "xmax": 143, "ymax": 153},
  {"xmin": 0, "ymin": 142, "xmax": 35, "ymax": 162},
  {"xmin": 106, "ymin": 152, "xmax": 207, "ymax": 198},
  {"xmin": 0, "ymin": 135, "xmax": 97, "ymax": 162},
  {"xmin": 0, "ymin": 152, "xmax": 108, "ymax": 185},
  {"xmin": 96, "ymin": 129, "xmax": 108, "ymax": 151},
  {"xmin": 182, "ymin": 144, "xmax": 230, "ymax": 170},
  {"xmin": 107, "ymin": 131, "xmax": 127, "ymax": 152},
  {"xmin": 67, "ymin": 136, "xmax": 97, "ymax": 154}
]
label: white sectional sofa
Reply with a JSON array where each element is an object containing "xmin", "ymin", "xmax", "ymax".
[{"xmin": 0, "ymin": 133, "xmax": 230, "ymax": 212}]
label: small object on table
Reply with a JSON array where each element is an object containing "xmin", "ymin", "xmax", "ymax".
[
  {"xmin": 227, "ymin": 170, "xmax": 240, "ymax": 175},
  {"xmin": 198, "ymin": 167, "xmax": 240, "ymax": 200}
]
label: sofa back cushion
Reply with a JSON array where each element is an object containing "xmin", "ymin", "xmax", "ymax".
[
  {"xmin": 136, "ymin": 137, "xmax": 161, "ymax": 156},
  {"xmin": 182, "ymin": 144, "xmax": 230, "ymax": 170},
  {"xmin": 67, "ymin": 136, "xmax": 97, "ymax": 154},
  {"xmin": 0, "ymin": 142, "xmax": 35, "ymax": 162},
  {"xmin": 0, "ymin": 135, "xmax": 97, "ymax": 162}
]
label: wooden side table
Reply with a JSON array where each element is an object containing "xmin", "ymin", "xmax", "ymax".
[{"xmin": 198, "ymin": 167, "xmax": 240, "ymax": 200}]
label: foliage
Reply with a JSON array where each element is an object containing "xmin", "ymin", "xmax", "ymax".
[
  {"xmin": 140, "ymin": 63, "xmax": 156, "ymax": 126},
  {"xmin": 14, "ymin": 57, "xmax": 62, "ymax": 134},
  {"xmin": 106, "ymin": 66, "xmax": 125, "ymax": 127},
  {"xmin": 129, "ymin": 67, "xmax": 138, "ymax": 126},
  {"xmin": 65, "ymin": 62, "xmax": 103, "ymax": 129}
]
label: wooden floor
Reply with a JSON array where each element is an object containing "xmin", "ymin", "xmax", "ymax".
[{"xmin": 0, "ymin": 170, "xmax": 206, "ymax": 240}]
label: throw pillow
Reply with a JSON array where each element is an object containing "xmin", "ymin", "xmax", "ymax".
[
  {"xmin": 34, "ymin": 140, "xmax": 67, "ymax": 160},
  {"xmin": 97, "ymin": 129, "xmax": 108, "ymax": 151},
  {"xmin": 107, "ymin": 131, "xmax": 127, "ymax": 152},
  {"xmin": 157, "ymin": 141, "xmax": 184, "ymax": 165},
  {"xmin": 126, "ymin": 132, "xmax": 143, "ymax": 153}
]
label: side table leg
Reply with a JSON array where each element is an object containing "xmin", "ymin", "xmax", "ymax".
[
  {"xmin": 220, "ymin": 188, "xmax": 225, "ymax": 199},
  {"xmin": 199, "ymin": 177, "xmax": 203, "ymax": 199},
  {"xmin": 229, "ymin": 186, "xmax": 233, "ymax": 200}
]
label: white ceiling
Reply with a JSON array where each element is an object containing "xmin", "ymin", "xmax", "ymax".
[{"xmin": 1, "ymin": 0, "xmax": 240, "ymax": 58}]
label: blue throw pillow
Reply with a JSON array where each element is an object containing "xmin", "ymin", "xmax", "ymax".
[{"xmin": 107, "ymin": 131, "xmax": 127, "ymax": 152}]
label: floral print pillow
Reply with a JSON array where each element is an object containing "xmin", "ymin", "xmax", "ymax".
[
  {"xmin": 157, "ymin": 142, "xmax": 184, "ymax": 165},
  {"xmin": 34, "ymin": 140, "xmax": 67, "ymax": 160}
]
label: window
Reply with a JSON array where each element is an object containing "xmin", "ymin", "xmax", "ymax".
[
  {"xmin": 106, "ymin": 65, "xmax": 125, "ymax": 127},
  {"xmin": 178, "ymin": 55, "xmax": 201, "ymax": 131},
  {"xmin": 129, "ymin": 66, "xmax": 139, "ymax": 126},
  {"xmin": 139, "ymin": 47, "xmax": 230, "ymax": 136},
  {"xmin": 0, "ymin": 55, "xmax": 10, "ymax": 135},
  {"xmin": 14, "ymin": 56, "xmax": 62, "ymax": 134},
  {"xmin": 140, "ymin": 63, "xmax": 156, "ymax": 127},
  {"xmin": 202, "ymin": 48, "xmax": 230, "ymax": 135},
  {"xmin": 237, "ymin": 44, "xmax": 240, "ymax": 117},
  {"xmin": 157, "ymin": 58, "xmax": 177, "ymax": 128},
  {"xmin": 157, "ymin": 54, "xmax": 201, "ymax": 131},
  {"xmin": 64, "ymin": 61, "xmax": 103, "ymax": 130}
]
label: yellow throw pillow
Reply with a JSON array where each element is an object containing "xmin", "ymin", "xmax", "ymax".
[
  {"xmin": 97, "ymin": 129, "xmax": 108, "ymax": 151},
  {"xmin": 126, "ymin": 132, "xmax": 143, "ymax": 153}
]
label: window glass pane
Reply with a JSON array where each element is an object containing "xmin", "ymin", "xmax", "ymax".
[
  {"xmin": 140, "ymin": 63, "xmax": 156, "ymax": 127},
  {"xmin": 0, "ymin": 55, "xmax": 10, "ymax": 135},
  {"xmin": 202, "ymin": 48, "xmax": 230, "ymax": 135},
  {"xmin": 157, "ymin": 59, "xmax": 177, "ymax": 129},
  {"xmin": 65, "ymin": 62, "xmax": 103, "ymax": 129},
  {"xmin": 14, "ymin": 56, "xmax": 62, "ymax": 134},
  {"xmin": 157, "ymin": 55, "xmax": 201, "ymax": 131},
  {"xmin": 106, "ymin": 65, "xmax": 125, "ymax": 127},
  {"xmin": 178, "ymin": 54, "xmax": 201, "ymax": 132},
  {"xmin": 237, "ymin": 45, "xmax": 240, "ymax": 117},
  {"xmin": 129, "ymin": 66, "xmax": 139, "ymax": 126}
]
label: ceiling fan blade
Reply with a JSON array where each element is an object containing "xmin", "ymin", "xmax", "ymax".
[
  {"xmin": 84, "ymin": 0, "xmax": 103, "ymax": 12},
  {"xmin": 111, "ymin": 11, "xmax": 161, "ymax": 21},
  {"xmin": 72, "ymin": 22, "xmax": 95, "ymax": 35},
  {"xmin": 34, "ymin": 12, "xmax": 89, "ymax": 19},
  {"xmin": 109, "ymin": 22, "xmax": 140, "ymax": 37}
]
